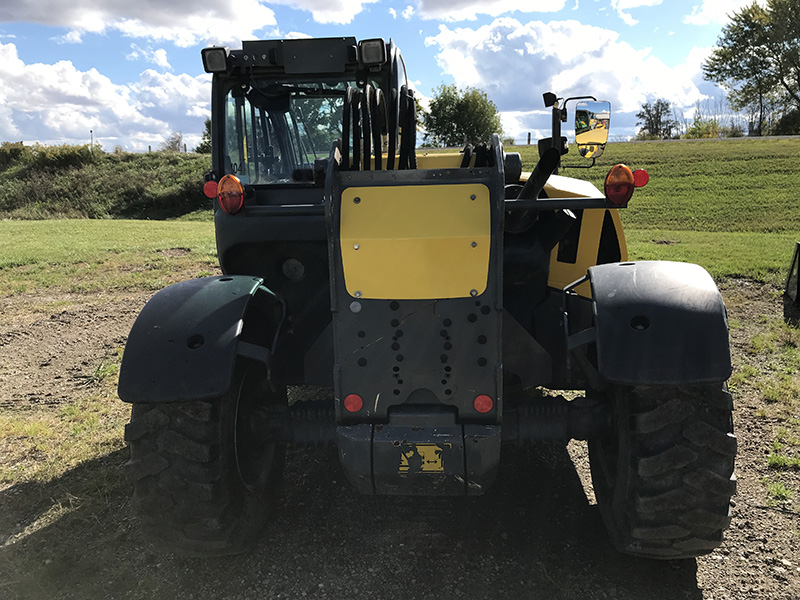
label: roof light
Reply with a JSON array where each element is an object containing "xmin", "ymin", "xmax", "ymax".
[
  {"xmin": 202, "ymin": 47, "xmax": 230, "ymax": 73},
  {"xmin": 358, "ymin": 39, "xmax": 386, "ymax": 66},
  {"xmin": 217, "ymin": 174, "xmax": 244, "ymax": 215},
  {"xmin": 604, "ymin": 164, "xmax": 635, "ymax": 207},
  {"xmin": 344, "ymin": 394, "xmax": 363, "ymax": 413},
  {"xmin": 474, "ymin": 395, "xmax": 494, "ymax": 414}
]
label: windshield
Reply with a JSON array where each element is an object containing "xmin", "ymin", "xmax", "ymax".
[{"xmin": 224, "ymin": 80, "xmax": 349, "ymax": 184}]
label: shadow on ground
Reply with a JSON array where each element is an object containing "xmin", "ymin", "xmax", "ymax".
[{"xmin": 0, "ymin": 443, "xmax": 701, "ymax": 600}]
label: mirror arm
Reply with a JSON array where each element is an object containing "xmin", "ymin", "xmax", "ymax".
[
  {"xmin": 561, "ymin": 157, "xmax": 596, "ymax": 170},
  {"xmin": 517, "ymin": 147, "xmax": 561, "ymax": 200}
]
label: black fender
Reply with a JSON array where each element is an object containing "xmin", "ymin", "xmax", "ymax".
[
  {"xmin": 588, "ymin": 261, "xmax": 731, "ymax": 385},
  {"xmin": 118, "ymin": 275, "xmax": 284, "ymax": 403}
]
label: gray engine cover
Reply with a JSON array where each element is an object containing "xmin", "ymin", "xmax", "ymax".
[{"xmin": 588, "ymin": 261, "xmax": 731, "ymax": 385}]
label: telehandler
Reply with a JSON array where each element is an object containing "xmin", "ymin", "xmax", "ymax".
[{"xmin": 118, "ymin": 36, "xmax": 735, "ymax": 558}]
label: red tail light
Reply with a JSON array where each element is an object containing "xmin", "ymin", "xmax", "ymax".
[
  {"xmin": 217, "ymin": 174, "xmax": 244, "ymax": 215},
  {"xmin": 633, "ymin": 169, "xmax": 649, "ymax": 188},
  {"xmin": 344, "ymin": 394, "xmax": 363, "ymax": 413},
  {"xmin": 203, "ymin": 180, "xmax": 218, "ymax": 198},
  {"xmin": 604, "ymin": 164, "xmax": 635, "ymax": 207},
  {"xmin": 474, "ymin": 394, "xmax": 494, "ymax": 414}
]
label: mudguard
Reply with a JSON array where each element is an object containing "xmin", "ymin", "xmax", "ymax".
[
  {"xmin": 588, "ymin": 261, "xmax": 731, "ymax": 385},
  {"xmin": 118, "ymin": 275, "xmax": 283, "ymax": 403}
]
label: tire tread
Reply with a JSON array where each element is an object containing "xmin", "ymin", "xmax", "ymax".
[
  {"xmin": 590, "ymin": 384, "xmax": 736, "ymax": 559},
  {"xmin": 123, "ymin": 364, "xmax": 285, "ymax": 556}
]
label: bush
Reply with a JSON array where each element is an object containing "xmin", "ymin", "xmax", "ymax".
[
  {"xmin": 635, "ymin": 131, "xmax": 662, "ymax": 141},
  {"xmin": 0, "ymin": 142, "xmax": 31, "ymax": 170},
  {"xmin": 721, "ymin": 123, "xmax": 745, "ymax": 138},
  {"xmin": 683, "ymin": 118, "xmax": 721, "ymax": 139},
  {"xmin": 770, "ymin": 110, "xmax": 800, "ymax": 136},
  {"xmin": 29, "ymin": 143, "xmax": 98, "ymax": 169}
]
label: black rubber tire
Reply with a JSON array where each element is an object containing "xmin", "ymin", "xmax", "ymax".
[
  {"xmin": 588, "ymin": 383, "xmax": 737, "ymax": 559},
  {"xmin": 124, "ymin": 360, "xmax": 286, "ymax": 556}
]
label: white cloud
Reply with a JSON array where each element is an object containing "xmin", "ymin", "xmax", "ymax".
[
  {"xmin": 0, "ymin": 42, "xmax": 210, "ymax": 151},
  {"xmin": 0, "ymin": 1, "xmax": 278, "ymax": 48},
  {"xmin": 403, "ymin": 5, "xmax": 415, "ymax": 20},
  {"xmin": 417, "ymin": 0, "xmax": 567, "ymax": 21},
  {"xmin": 241, "ymin": 0, "xmax": 380, "ymax": 25},
  {"xmin": 610, "ymin": 0, "xmax": 662, "ymax": 26},
  {"xmin": 683, "ymin": 0, "xmax": 764, "ymax": 26},
  {"xmin": 425, "ymin": 18, "xmax": 713, "ymax": 140},
  {"xmin": 613, "ymin": 0, "xmax": 662, "ymax": 7},
  {"xmin": 126, "ymin": 44, "xmax": 172, "ymax": 71},
  {"xmin": 0, "ymin": 1, "xmax": 384, "ymax": 43},
  {"xmin": 52, "ymin": 31, "xmax": 83, "ymax": 44},
  {"xmin": 389, "ymin": 7, "xmax": 397, "ymax": 18}
]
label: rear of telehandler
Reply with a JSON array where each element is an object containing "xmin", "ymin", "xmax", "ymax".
[{"xmin": 118, "ymin": 36, "xmax": 736, "ymax": 558}]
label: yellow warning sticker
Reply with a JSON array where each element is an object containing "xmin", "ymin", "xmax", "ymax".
[{"xmin": 399, "ymin": 444, "xmax": 450, "ymax": 474}]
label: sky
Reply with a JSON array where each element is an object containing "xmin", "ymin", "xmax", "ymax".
[{"xmin": 0, "ymin": 0, "xmax": 756, "ymax": 151}]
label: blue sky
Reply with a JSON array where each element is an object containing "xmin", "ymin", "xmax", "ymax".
[{"xmin": 0, "ymin": 0, "xmax": 754, "ymax": 151}]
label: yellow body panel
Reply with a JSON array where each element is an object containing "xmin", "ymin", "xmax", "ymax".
[
  {"xmin": 542, "ymin": 174, "xmax": 604, "ymax": 198},
  {"xmin": 415, "ymin": 152, "xmax": 466, "ymax": 169},
  {"xmin": 340, "ymin": 184, "xmax": 491, "ymax": 299},
  {"xmin": 362, "ymin": 153, "xmax": 464, "ymax": 170},
  {"xmin": 541, "ymin": 175, "xmax": 628, "ymax": 298}
]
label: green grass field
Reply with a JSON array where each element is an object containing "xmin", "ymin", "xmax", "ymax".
[{"xmin": 0, "ymin": 220, "xmax": 217, "ymax": 295}]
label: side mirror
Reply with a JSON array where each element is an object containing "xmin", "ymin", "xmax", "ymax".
[{"xmin": 574, "ymin": 100, "xmax": 610, "ymax": 159}]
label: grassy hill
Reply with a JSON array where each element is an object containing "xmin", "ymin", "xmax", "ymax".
[{"xmin": 0, "ymin": 142, "xmax": 212, "ymax": 220}]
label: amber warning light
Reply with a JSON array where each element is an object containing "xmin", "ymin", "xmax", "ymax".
[
  {"xmin": 604, "ymin": 164, "xmax": 649, "ymax": 207},
  {"xmin": 213, "ymin": 174, "xmax": 245, "ymax": 215}
]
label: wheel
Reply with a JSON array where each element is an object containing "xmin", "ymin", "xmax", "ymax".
[
  {"xmin": 124, "ymin": 359, "xmax": 286, "ymax": 556},
  {"xmin": 588, "ymin": 383, "xmax": 737, "ymax": 559}
]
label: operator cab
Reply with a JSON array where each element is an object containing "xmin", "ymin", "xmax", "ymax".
[{"xmin": 202, "ymin": 38, "xmax": 409, "ymax": 205}]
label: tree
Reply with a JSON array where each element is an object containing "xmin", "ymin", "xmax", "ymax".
[
  {"xmin": 635, "ymin": 99, "xmax": 679, "ymax": 139},
  {"xmin": 161, "ymin": 131, "xmax": 183, "ymax": 152},
  {"xmin": 422, "ymin": 84, "xmax": 503, "ymax": 147},
  {"xmin": 194, "ymin": 118, "xmax": 212, "ymax": 154},
  {"xmin": 703, "ymin": 0, "xmax": 800, "ymax": 135}
]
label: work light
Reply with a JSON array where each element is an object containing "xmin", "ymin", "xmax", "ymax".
[
  {"xmin": 358, "ymin": 39, "xmax": 386, "ymax": 66},
  {"xmin": 202, "ymin": 47, "xmax": 230, "ymax": 73}
]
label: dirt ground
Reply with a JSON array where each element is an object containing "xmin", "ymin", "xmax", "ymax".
[{"xmin": 0, "ymin": 281, "xmax": 798, "ymax": 600}]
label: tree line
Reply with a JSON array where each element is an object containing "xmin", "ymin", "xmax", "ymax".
[{"xmin": 639, "ymin": 0, "xmax": 800, "ymax": 139}]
